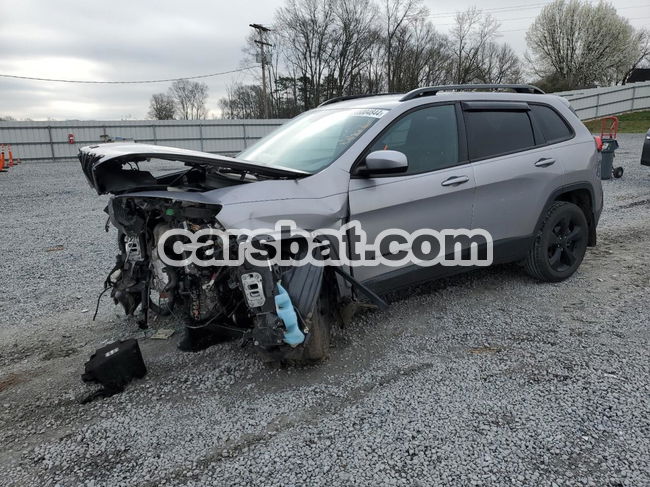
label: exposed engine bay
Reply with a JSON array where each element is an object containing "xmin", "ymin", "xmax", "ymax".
[
  {"xmin": 79, "ymin": 143, "xmax": 389, "ymax": 362},
  {"xmin": 79, "ymin": 143, "xmax": 348, "ymax": 362},
  {"xmin": 103, "ymin": 195, "xmax": 336, "ymax": 362}
]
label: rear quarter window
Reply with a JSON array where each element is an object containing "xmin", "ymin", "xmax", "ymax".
[{"xmin": 530, "ymin": 104, "xmax": 574, "ymax": 144}]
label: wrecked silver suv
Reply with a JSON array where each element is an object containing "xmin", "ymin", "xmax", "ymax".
[{"xmin": 80, "ymin": 84, "xmax": 603, "ymax": 363}]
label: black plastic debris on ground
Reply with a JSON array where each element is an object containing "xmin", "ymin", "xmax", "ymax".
[{"xmin": 80, "ymin": 338, "xmax": 146, "ymax": 403}]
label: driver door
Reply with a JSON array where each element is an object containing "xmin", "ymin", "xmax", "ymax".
[{"xmin": 347, "ymin": 103, "xmax": 475, "ymax": 289}]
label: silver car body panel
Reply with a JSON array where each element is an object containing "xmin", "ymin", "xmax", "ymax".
[
  {"xmin": 80, "ymin": 91, "xmax": 603, "ymax": 288},
  {"xmin": 348, "ymin": 165, "xmax": 476, "ymax": 282}
]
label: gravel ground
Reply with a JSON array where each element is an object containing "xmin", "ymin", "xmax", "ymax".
[{"xmin": 0, "ymin": 133, "xmax": 648, "ymax": 486}]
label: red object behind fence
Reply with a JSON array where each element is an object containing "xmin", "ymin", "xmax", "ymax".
[{"xmin": 600, "ymin": 116, "xmax": 618, "ymax": 139}]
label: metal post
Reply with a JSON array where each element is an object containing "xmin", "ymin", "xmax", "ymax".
[
  {"xmin": 242, "ymin": 123, "xmax": 248, "ymax": 149},
  {"xmin": 152, "ymin": 124, "xmax": 157, "ymax": 145},
  {"xmin": 250, "ymin": 23, "xmax": 272, "ymax": 119},
  {"xmin": 260, "ymin": 42, "xmax": 268, "ymax": 118},
  {"xmin": 47, "ymin": 126, "xmax": 55, "ymax": 163},
  {"xmin": 198, "ymin": 123, "xmax": 204, "ymax": 151}
]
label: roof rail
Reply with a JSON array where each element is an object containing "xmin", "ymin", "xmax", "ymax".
[
  {"xmin": 399, "ymin": 84, "xmax": 545, "ymax": 101},
  {"xmin": 318, "ymin": 92, "xmax": 397, "ymax": 107}
]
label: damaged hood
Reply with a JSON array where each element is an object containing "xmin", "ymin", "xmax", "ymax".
[{"xmin": 79, "ymin": 143, "xmax": 308, "ymax": 195}]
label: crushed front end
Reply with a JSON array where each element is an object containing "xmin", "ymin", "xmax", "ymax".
[{"xmin": 78, "ymin": 143, "xmax": 341, "ymax": 362}]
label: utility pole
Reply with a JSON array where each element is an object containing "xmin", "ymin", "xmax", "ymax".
[{"xmin": 249, "ymin": 23, "xmax": 272, "ymax": 119}]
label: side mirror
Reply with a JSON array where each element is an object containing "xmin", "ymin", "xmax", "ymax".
[{"xmin": 357, "ymin": 150, "xmax": 408, "ymax": 176}]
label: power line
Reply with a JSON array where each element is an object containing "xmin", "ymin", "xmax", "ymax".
[
  {"xmin": 431, "ymin": 4, "xmax": 650, "ymax": 28},
  {"xmin": 429, "ymin": 1, "xmax": 649, "ymax": 18},
  {"xmin": 0, "ymin": 65, "xmax": 259, "ymax": 84},
  {"xmin": 428, "ymin": 2, "xmax": 551, "ymax": 18},
  {"xmin": 498, "ymin": 14, "xmax": 650, "ymax": 33},
  {"xmin": 433, "ymin": 15, "xmax": 542, "ymax": 27}
]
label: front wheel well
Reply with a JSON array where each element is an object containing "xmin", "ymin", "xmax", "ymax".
[{"xmin": 553, "ymin": 188, "xmax": 596, "ymax": 246}]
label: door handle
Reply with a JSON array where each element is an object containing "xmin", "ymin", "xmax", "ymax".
[
  {"xmin": 441, "ymin": 175, "xmax": 470, "ymax": 187},
  {"xmin": 535, "ymin": 157, "xmax": 556, "ymax": 168}
]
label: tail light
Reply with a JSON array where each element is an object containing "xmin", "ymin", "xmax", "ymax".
[{"xmin": 594, "ymin": 136, "xmax": 603, "ymax": 152}]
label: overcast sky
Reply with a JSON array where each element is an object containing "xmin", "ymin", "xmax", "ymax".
[{"xmin": 0, "ymin": 0, "xmax": 647, "ymax": 120}]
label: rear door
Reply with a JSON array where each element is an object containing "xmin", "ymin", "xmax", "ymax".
[
  {"xmin": 465, "ymin": 102, "xmax": 566, "ymax": 257},
  {"xmin": 348, "ymin": 103, "xmax": 475, "ymax": 287}
]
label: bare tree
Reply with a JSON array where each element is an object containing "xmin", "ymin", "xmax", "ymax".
[
  {"xmin": 477, "ymin": 42, "xmax": 522, "ymax": 84},
  {"xmin": 330, "ymin": 0, "xmax": 379, "ymax": 96},
  {"xmin": 168, "ymin": 79, "xmax": 209, "ymax": 120},
  {"xmin": 390, "ymin": 17, "xmax": 449, "ymax": 91},
  {"xmin": 363, "ymin": 41, "xmax": 387, "ymax": 93},
  {"xmin": 448, "ymin": 8, "xmax": 500, "ymax": 84},
  {"xmin": 218, "ymin": 82, "xmax": 265, "ymax": 119},
  {"xmin": 526, "ymin": 0, "xmax": 647, "ymax": 88},
  {"xmin": 421, "ymin": 32, "xmax": 453, "ymax": 87},
  {"xmin": 147, "ymin": 93, "xmax": 176, "ymax": 120},
  {"xmin": 225, "ymin": 0, "xmax": 527, "ymax": 117},
  {"xmin": 276, "ymin": 0, "xmax": 337, "ymax": 108},
  {"xmin": 381, "ymin": 0, "xmax": 428, "ymax": 91},
  {"xmin": 618, "ymin": 28, "xmax": 650, "ymax": 84}
]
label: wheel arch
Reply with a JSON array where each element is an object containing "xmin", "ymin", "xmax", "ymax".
[{"xmin": 537, "ymin": 183, "xmax": 597, "ymax": 247}]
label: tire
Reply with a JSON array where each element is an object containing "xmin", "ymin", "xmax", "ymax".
[
  {"xmin": 524, "ymin": 201, "xmax": 589, "ymax": 282},
  {"xmin": 613, "ymin": 167, "xmax": 624, "ymax": 179},
  {"xmin": 301, "ymin": 296, "xmax": 332, "ymax": 361}
]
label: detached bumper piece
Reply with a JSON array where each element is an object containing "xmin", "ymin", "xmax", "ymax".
[{"xmin": 80, "ymin": 339, "xmax": 147, "ymax": 403}]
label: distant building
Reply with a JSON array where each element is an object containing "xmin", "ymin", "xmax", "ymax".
[{"xmin": 624, "ymin": 68, "xmax": 650, "ymax": 84}]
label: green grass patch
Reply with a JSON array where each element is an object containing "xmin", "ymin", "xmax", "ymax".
[{"xmin": 584, "ymin": 110, "xmax": 650, "ymax": 134}]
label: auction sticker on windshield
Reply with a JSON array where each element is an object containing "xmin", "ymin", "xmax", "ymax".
[{"xmin": 350, "ymin": 108, "xmax": 388, "ymax": 118}]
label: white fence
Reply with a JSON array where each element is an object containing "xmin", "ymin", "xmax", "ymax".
[
  {"xmin": 3, "ymin": 83, "xmax": 649, "ymax": 163},
  {"xmin": 556, "ymin": 81, "xmax": 650, "ymax": 120},
  {"xmin": 0, "ymin": 119, "xmax": 286, "ymax": 163}
]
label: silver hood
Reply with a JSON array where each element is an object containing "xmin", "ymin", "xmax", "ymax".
[{"xmin": 78, "ymin": 142, "xmax": 308, "ymax": 195}]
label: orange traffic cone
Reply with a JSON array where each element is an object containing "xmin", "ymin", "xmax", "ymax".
[
  {"xmin": 7, "ymin": 145, "xmax": 14, "ymax": 168},
  {"xmin": 0, "ymin": 146, "xmax": 6, "ymax": 173}
]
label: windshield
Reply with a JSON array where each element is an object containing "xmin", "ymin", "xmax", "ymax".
[{"xmin": 238, "ymin": 108, "xmax": 387, "ymax": 173}]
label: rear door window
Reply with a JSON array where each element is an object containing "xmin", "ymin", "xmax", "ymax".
[
  {"xmin": 530, "ymin": 104, "xmax": 573, "ymax": 144},
  {"xmin": 465, "ymin": 110, "xmax": 535, "ymax": 160}
]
